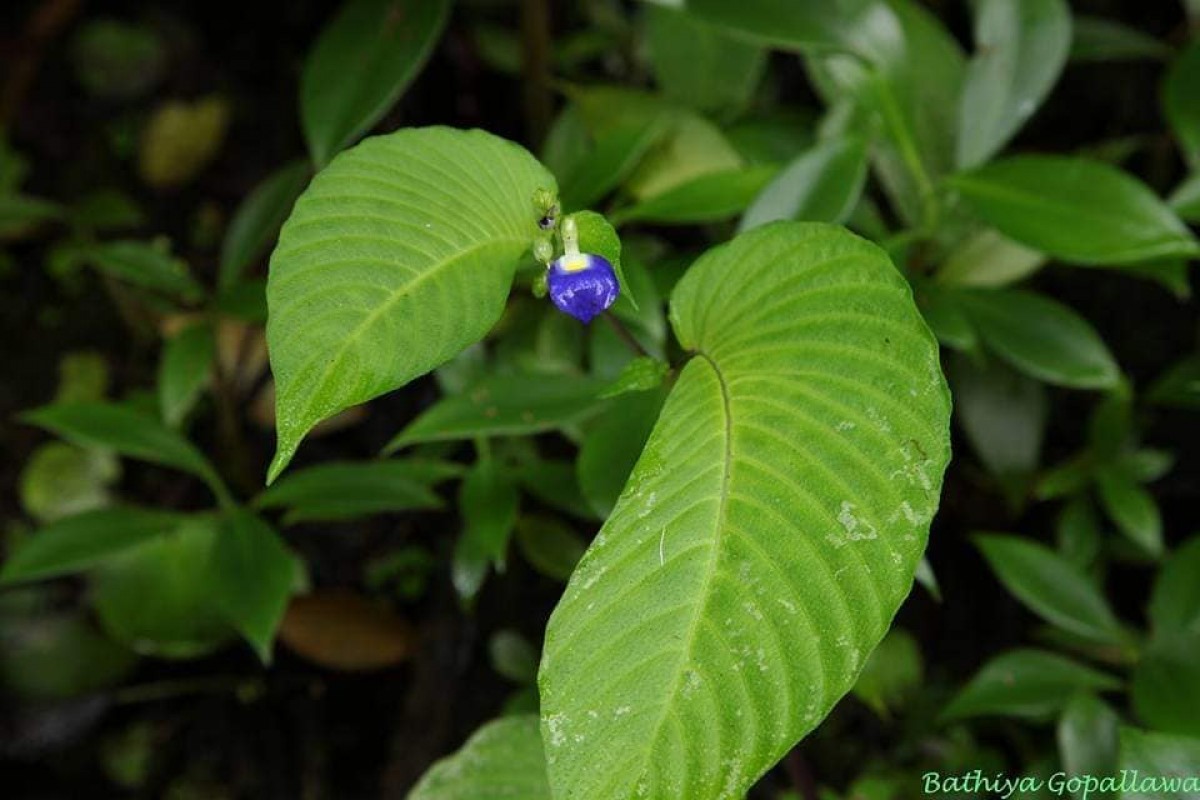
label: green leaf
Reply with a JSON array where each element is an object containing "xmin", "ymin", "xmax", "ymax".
[
  {"xmin": 1094, "ymin": 466, "xmax": 1164, "ymax": 559},
  {"xmin": 384, "ymin": 374, "xmax": 610, "ymax": 452},
  {"xmin": 453, "ymin": 457, "xmax": 519, "ymax": 602},
  {"xmin": 514, "ymin": 459, "xmax": 596, "ymax": 521},
  {"xmin": 1057, "ymin": 694, "xmax": 1119, "ymax": 777},
  {"xmin": 210, "ymin": 510, "xmax": 299, "ymax": 663},
  {"xmin": 1164, "ymin": 41, "xmax": 1200, "ymax": 168},
  {"xmin": 738, "ymin": 136, "xmax": 868, "ymax": 232},
  {"xmin": 1131, "ymin": 632, "xmax": 1200, "ymax": 738},
  {"xmin": 974, "ymin": 533, "xmax": 1127, "ymax": 647},
  {"xmin": 255, "ymin": 460, "xmax": 455, "ymax": 523},
  {"xmin": 949, "ymin": 156, "xmax": 1199, "ymax": 265},
  {"xmin": 611, "ymin": 164, "xmax": 778, "ymax": 226},
  {"xmin": 1056, "ymin": 496, "xmax": 1103, "ymax": 572},
  {"xmin": 1148, "ymin": 354, "xmax": 1200, "ymax": 410},
  {"xmin": 539, "ymin": 223, "xmax": 951, "ymax": 799},
  {"xmin": 599, "ymin": 356, "xmax": 670, "ymax": 400},
  {"xmin": 577, "ymin": 387, "xmax": 667, "ymax": 518},
  {"xmin": 218, "ymin": 160, "xmax": 310, "ymax": 289},
  {"xmin": 81, "ymin": 239, "xmax": 204, "ymax": 301},
  {"xmin": 1069, "ymin": 16, "xmax": 1171, "ymax": 63},
  {"xmin": 157, "ymin": 321, "xmax": 215, "ymax": 427},
  {"xmin": 936, "ymin": 229, "xmax": 1046, "ymax": 288},
  {"xmin": 1117, "ymin": 728, "xmax": 1200, "ymax": 799},
  {"xmin": 949, "ymin": 354, "xmax": 1047, "ymax": 489},
  {"xmin": 679, "ymin": 0, "xmax": 871, "ymax": 52},
  {"xmin": 266, "ymin": 127, "xmax": 556, "ymax": 481},
  {"xmin": 92, "ymin": 517, "xmax": 234, "ymax": 658},
  {"xmin": 407, "ymin": 716, "xmax": 550, "ymax": 800},
  {"xmin": 0, "ymin": 194, "xmax": 62, "ymax": 239},
  {"xmin": 558, "ymin": 118, "xmax": 666, "ymax": 212},
  {"xmin": 957, "ymin": 0, "xmax": 1071, "ymax": 168},
  {"xmin": 0, "ymin": 613, "xmax": 137, "ymax": 700},
  {"xmin": 941, "ymin": 649, "xmax": 1120, "ymax": 722},
  {"xmin": 19, "ymin": 442, "xmax": 119, "ymax": 522},
  {"xmin": 1149, "ymin": 536, "xmax": 1200, "ymax": 637},
  {"xmin": 916, "ymin": 285, "xmax": 978, "ymax": 352},
  {"xmin": 645, "ymin": 5, "xmax": 765, "ymax": 117},
  {"xmin": 851, "ymin": 628, "xmax": 923, "ymax": 718},
  {"xmin": 955, "ymin": 288, "xmax": 1120, "ymax": 389},
  {"xmin": 514, "ymin": 516, "xmax": 586, "ymax": 583},
  {"xmin": 300, "ymin": 0, "xmax": 451, "ymax": 166},
  {"xmin": 0, "ymin": 507, "xmax": 186, "ymax": 585},
  {"xmin": 568, "ymin": 210, "xmax": 634, "ymax": 306},
  {"xmin": 1169, "ymin": 172, "xmax": 1200, "ymax": 223},
  {"xmin": 22, "ymin": 402, "xmax": 229, "ymax": 504}
]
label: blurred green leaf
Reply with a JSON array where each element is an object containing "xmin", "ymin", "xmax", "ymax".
[
  {"xmin": 1057, "ymin": 694, "xmax": 1119, "ymax": 778},
  {"xmin": 384, "ymin": 374, "xmax": 611, "ymax": 452},
  {"xmin": 514, "ymin": 515, "xmax": 586, "ymax": 582},
  {"xmin": 645, "ymin": 5, "xmax": 765, "ymax": 117},
  {"xmin": 942, "ymin": 649, "xmax": 1120, "ymax": 722},
  {"xmin": 956, "ymin": 289, "xmax": 1120, "ymax": 389},
  {"xmin": 489, "ymin": 629, "xmax": 538, "ymax": 684},
  {"xmin": 210, "ymin": 511, "xmax": 300, "ymax": 663},
  {"xmin": 1147, "ymin": 354, "xmax": 1200, "ymax": 410},
  {"xmin": 599, "ymin": 356, "xmax": 669, "ymax": 401},
  {"xmin": 949, "ymin": 156, "xmax": 1199, "ymax": 265},
  {"xmin": 1131, "ymin": 632, "xmax": 1200, "ymax": 738},
  {"xmin": 71, "ymin": 19, "xmax": 166, "ymax": 100},
  {"xmin": 1069, "ymin": 16, "xmax": 1171, "ymax": 63},
  {"xmin": 957, "ymin": 0, "xmax": 1070, "ymax": 168},
  {"xmin": 54, "ymin": 351, "xmax": 109, "ymax": 404},
  {"xmin": 917, "ymin": 285, "xmax": 978, "ymax": 352},
  {"xmin": 300, "ymin": 0, "xmax": 451, "ymax": 166},
  {"xmin": 1117, "ymin": 728, "xmax": 1200, "ymax": 798},
  {"xmin": 0, "ymin": 613, "xmax": 137, "ymax": 700},
  {"xmin": 1149, "ymin": 536, "xmax": 1200, "ymax": 637},
  {"xmin": 22, "ymin": 402, "xmax": 228, "ymax": 504},
  {"xmin": 513, "ymin": 459, "xmax": 595, "ymax": 521},
  {"xmin": 739, "ymin": 136, "xmax": 868, "ymax": 232},
  {"xmin": 453, "ymin": 457, "xmax": 519, "ymax": 603},
  {"xmin": 19, "ymin": 442, "xmax": 119, "ymax": 523},
  {"xmin": 93, "ymin": 517, "xmax": 234, "ymax": 658},
  {"xmin": 408, "ymin": 716, "xmax": 549, "ymax": 799},
  {"xmin": 1094, "ymin": 466, "xmax": 1164, "ymax": 559},
  {"xmin": 612, "ymin": 165, "xmax": 778, "ymax": 226},
  {"xmin": 851, "ymin": 628, "xmax": 923, "ymax": 718},
  {"xmin": 1164, "ymin": 41, "xmax": 1200, "ymax": 169},
  {"xmin": 1169, "ymin": 172, "xmax": 1200, "ymax": 222},
  {"xmin": 577, "ymin": 386, "xmax": 666, "ymax": 518},
  {"xmin": 975, "ymin": 533, "xmax": 1128, "ymax": 646},
  {"xmin": 80, "ymin": 239, "xmax": 204, "ymax": 302},
  {"xmin": 255, "ymin": 460, "xmax": 456, "ymax": 523},
  {"xmin": 937, "ymin": 229, "xmax": 1046, "ymax": 288},
  {"xmin": 138, "ymin": 97, "xmax": 230, "ymax": 189},
  {"xmin": 218, "ymin": 160, "xmax": 310, "ymax": 289},
  {"xmin": 158, "ymin": 321, "xmax": 215, "ymax": 428},
  {"xmin": 0, "ymin": 194, "xmax": 62, "ymax": 240},
  {"xmin": 1055, "ymin": 496, "xmax": 1103, "ymax": 572},
  {"xmin": 558, "ymin": 118, "xmax": 666, "ymax": 212},
  {"xmin": 0, "ymin": 507, "xmax": 186, "ymax": 585}
]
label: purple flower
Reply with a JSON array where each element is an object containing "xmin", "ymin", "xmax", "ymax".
[{"xmin": 547, "ymin": 253, "xmax": 619, "ymax": 324}]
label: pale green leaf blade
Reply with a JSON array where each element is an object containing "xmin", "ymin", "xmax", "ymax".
[
  {"xmin": 266, "ymin": 127, "xmax": 556, "ymax": 481},
  {"xmin": 1069, "ymin": 16, "xmax": 1171, "ymax": 64},
  {"xmin": 540, "ymin": 222, "xmax": 951, "ymax": 799},
  {"xmin": 300, "ymin": 0, "xmax": 451, "ymax": 166},
  {"xmin": 157, "ymin": 321, "xmax": 215, "ymax": 427},
  {"xmin": 956, "ymin": 0, "xmax": 1071, "ymax": 168},
  {"xmin": 1095, "ymin": 466, "xmax": 1165, "ymax": 558},
  {"xmin": 1117, "ymin": 728, "xmax": 1200, "ymax": 799},
  {"xmin": 218, "ymin": 160, "xmax": 310, "ymax": 289},
  {"xmin": 738, "ymin": 136, "xmax": 868, "ymax": 232},
  {"xmin": 955, "ymin": 288, "xmax": 1120, "ymax": 389},
  {"xmin": 942, "ymin": 649, "xmax": 1120, "ymax": 722},
  {"xmin": 851, "ymin": 628, "xmax": 923, "ymax": 717},
  {"xmin": 210, "ymin": 510, "xmax": 300, "ymax": 663},
  {"xmin": 407, "ymin": 715, "xmax": 550, "ymax": 800},
  {"xmin": 948, "ymin": 155, "xmax": 1200, "ymax": 265},
  {"xmin": 383, "ymin": 373, "xmax": 610, "ymax": 452},
  {"xmin": 1057, "ymin": 694, "xmax": 1120, "ymax": 777},
  {"xmin": 1148, "ymin": 535, "xmax": 1200, "ymax": 637},
  {"xmin": 84, "ymin": 239, "xmax": 204, "ymax": 302},
  {"xmin": 254, "ymin": 459, "xmax": 455, "ymax": 522},
  {"xmin": 453, "ymin": 457, "xmax": 519, "ymax": 602},
  {"xmin": 612, "ymin": 165, "xmax": 778, "ymax": 226},
  {"xmin": 974, "ymin": 533, "xmax": 1127, "ymax": 646},
  {"xmin": 0, "ymin": 507, "xmax": 186, "ymax": 585}
]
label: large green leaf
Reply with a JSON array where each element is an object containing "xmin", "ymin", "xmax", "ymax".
[
  {"xmin": 942, "ymin": 649, "xmax": 1120, "ymax": 722},
  {"xmin": 300, "ymin": 0, "xmax": 451, "ymax": 166},
  {"xmin": 955, "ymin": 289, "xmax": 1120, "ymax": 389},
  {"xmin": 539, "ymin": 223, "xmax": 951, "ymax": 798},
  {"xmin": 22, "ymin": 402, "xmax": 229, "ymax": 503},
  {"xmin": 949, "ymin": 156, "xmax": 1200, "ymax": 265},
  {"xmin": 0, "ymin": 507, "xmax": 186, "ymax": 585},
  {"xmin": 266, "ymin": 127, "xmax": 555, "ymax": 481},
  {"xmin": 407, "ymin": 715, "xmax": 550, "ymax": 800},
  {"xmin": 975, "ymin": 533, "xmax": 1128, "ymax": 647},
  {"xmin": 1057, "ymin": 694, "xmax": 1119, "ymax": 778},
  {"xmin": 956, "ymin": 0, "xmax": 1071, "ymax": 168}
]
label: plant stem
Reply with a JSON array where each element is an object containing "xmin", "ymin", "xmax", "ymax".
[
  {"xmin": 519, "ymin": 0, "xmax": 553, "ymax": 148},
  {"xmin": 603, "ymin": 312, "xmax": 650, "ymax": 359}
]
